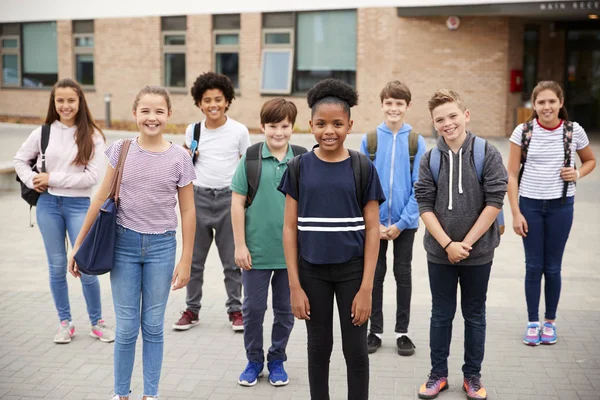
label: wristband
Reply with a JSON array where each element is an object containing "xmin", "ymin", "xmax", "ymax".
[
  {"xmin": 576, "ymin": 170, "xmax": 580, "ymax": 181},
  {"xmin": 443, "ymin": 240, "xmax": 453, "ymax": 250}
]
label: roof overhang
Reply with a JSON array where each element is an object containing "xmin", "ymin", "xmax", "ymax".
[{"xmin": 397, "ymin": 1, "xmax": 600, "ymax": 17}]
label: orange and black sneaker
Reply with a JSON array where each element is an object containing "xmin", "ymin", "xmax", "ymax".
[
  {"xmin": 418, "ymin": 374, "xmax": 449, "ymax": 399},
  {"xmin": 463, "ymin": 376, "xmax": 487, "ymax": 400}
]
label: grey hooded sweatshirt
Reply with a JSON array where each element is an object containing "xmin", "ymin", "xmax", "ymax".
[{"xmin": 414, "ymin": 132, "xmax": 508, "ymax": 266}]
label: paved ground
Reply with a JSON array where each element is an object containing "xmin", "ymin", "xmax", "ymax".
[{"xmin": 0, "ymin": 123, "xmax": 599, "ymax": 400}]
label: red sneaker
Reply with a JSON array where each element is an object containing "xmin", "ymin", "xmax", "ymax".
[
  {"xmin": 229, "ymin": 311, "xmax": 244, "ymax": 332},
  {"xmin": 172, "ymin": 309, "xmax": 199, "ymax": 331}
]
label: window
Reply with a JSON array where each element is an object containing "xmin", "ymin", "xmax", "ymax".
[
  {"xmin": 1, "ymin": 22, "xmax": 58, "ymax": 88},
  {"xmin": 522, "ymin": 25, "xmax": 539, "ymax": 101},
  {"xmin": 73, "ymin": 20, "xmax": 94, "ymax": 86},
  {"xmin": 1, "ymin": 24, "xmax": 20, "ymax": 86},
  {"xmin": 162, "ymin": 16, "xmax": 186, "ymax": 88},
  {"xmin": 295, "ymin": 10, "xmax": 357, "ymax": 92},
  {"xmin": 213, "ymin": 14, "xmax": 240, "ymax": 89},
  {"xmin": 260, "ymin": 13, "xmax": 294, "ymax": 94}
]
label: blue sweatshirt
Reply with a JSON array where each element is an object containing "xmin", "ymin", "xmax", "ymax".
[{"xmin": 360, "ymin": 122, "xmax": 426, "ymax": 231}]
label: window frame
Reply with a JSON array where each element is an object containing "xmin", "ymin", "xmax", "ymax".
[
  {"xmin": 1, "ymin": 34, "xmax": 21, "ymax": 87},
  {"xmin": 213, "ymin": 29, "xmax": 240, "ymax": 90},
  {"xmin": 260, "ymin": 28, "xmax": 294, "ymax": 94},
  {"xmin": 162, "ymin": 30, "xmax": 187, "ymax": 90},
  {"xmin": 73, "ymin": 32, "xmax": 94, "ymax": 88}
]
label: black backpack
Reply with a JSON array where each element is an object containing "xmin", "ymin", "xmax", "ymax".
[
  {"xmin": 191, "ymin": 122, "xmax": 201, "ymax": 164},
  {"xmin": 16, "ymin": 124, "xmax": 50, "ymax": 226},
  {"xmin": 286, "ymin": 147, "xmax": 371, "ymax": 210},
  {"xmin": 245, "ymin": 142, "xmax": 308, "ymax": 208}
]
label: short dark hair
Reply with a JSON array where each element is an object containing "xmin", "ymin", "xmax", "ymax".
[
  {"xmin": 380, "ymin": 80, "xmax": 411, "ymax": 104},
  {"xmin": 306, "ymin": 78, "xmax": 358, "ymax": 118},
  {"xmin": 260, "ymin": 98, "xmax": 298, "ymax": 125},
  {"xmin": 190, "ymin": 72, "xmax": 235, "ymax": 109}
]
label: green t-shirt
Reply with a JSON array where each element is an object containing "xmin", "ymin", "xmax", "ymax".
[{"xmin": 230, "ymin": 142, "xmax": 295, "ymax": 269}]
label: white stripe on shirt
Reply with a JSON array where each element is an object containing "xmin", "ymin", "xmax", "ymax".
[
  {"xmin": 298, "ymin": 225, "xmax": 366, "ymax": 232},
  {"xmin": 298, "ymin": 217, "xmax": 364, "ymax": 223}
]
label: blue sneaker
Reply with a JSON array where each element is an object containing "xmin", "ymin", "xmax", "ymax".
[
  {"xmin": 523, "ymin": 323, "xmax": 541, "ymax": 346},
  {"xmin": 541, "ymin": 322, "xmax": 557, "ymax": 345},
  {"xmin": 238, "ymin": 361, "xmax": 264, "ymax": 386},
  {"xmin": 268, "ymin": 360, "xmax": 289, "ymax": 386}
]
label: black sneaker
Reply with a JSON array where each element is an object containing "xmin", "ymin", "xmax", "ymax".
[
  {"xmin": 367, "ymin": 332, "xmax": 382, "ymax": 354},
  {"xmin": 397, "ymin": 335, "xmax": 415, "ymax": 356}
]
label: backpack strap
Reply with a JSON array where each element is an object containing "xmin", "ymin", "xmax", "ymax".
[
  {"xmin": 40, "ymin": 124, "xmax": 51, "ymax": 173},
  {"xmin": 349, "ymin": 149, "xmax": 370, "ymax": 209},
  {"xmin": 244, "ymin": 142, "xmax": 263, "ymax": 208},
  {"xmin": 472, "ymin": 136, "xmax": 487, "ymax": 184},
  {"xmin": 562, "ymin": 121, "xmax": 574, "ymax": 203},
  {"xmin": 366, "ymin": 130, "xmax": 377, "ymax": 162},
  {"xmin": 518, "ymin": 120, "xmax": 534, "ymax": 186},
  {"xmin": 192, "ymin": 122, "xmax": 201, "ymax": 165},
  {"xmin": 291, "ymin": 144, "xmax": 308, "ymax": 156},
  {"xmin": 287, "ymin": 154, "xmax": 302, "ymax": 201},
  {"xmin": 408, "ymin": 130, "xmax": 420, "ymax": 174},
  {"xmin": 429, "ymin": 147, "xmax": 441, "ymax": 185}
]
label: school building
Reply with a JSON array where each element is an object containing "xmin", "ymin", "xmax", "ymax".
[{"xmin": 0, "ymin": 0, "xmax": 599, "ymax": 136}]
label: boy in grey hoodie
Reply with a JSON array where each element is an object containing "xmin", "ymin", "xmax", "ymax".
[{"xmin": 415, "ymin": 90, "xmax": 507, "ymax": 400}]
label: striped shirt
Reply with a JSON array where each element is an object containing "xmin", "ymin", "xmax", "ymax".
[
  {"xmin": 509, "ymin": 119, "xmax": 589, "ymax": 200},
  {"xmin": 278, "ymin": 151, "xmax": 385, "ymax": 265},
  {"xmin": 105, "ymin": 138, "xmax": 196, "ymax": 234}
]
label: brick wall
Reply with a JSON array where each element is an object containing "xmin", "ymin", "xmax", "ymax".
[{"xmin": 0, "ymin": 10, "xmax": 547, "ymax": 138}]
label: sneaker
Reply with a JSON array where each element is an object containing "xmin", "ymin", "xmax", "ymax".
[
  {"xmin": 418, "ymin": 374, "xmax": 449, "ymax": 399},
  {"xmin": 367, "ymin": 332, "xmax": 382, "ymax": 354},
  {"xmin": 397, "ymin": 335, "xmax": 416, "ymax": 356},
  {"xmin": 172, "ymin": 309, "xmax": 199, "ymax": 331},
  {"xmin": 238, "ymin": 361, "xmax": 264, "ymax": 386},
  {"xmin": 463, "ymin": 376, "xmax": 487, "ymax": 400},
  {"xmin": 54, "ymin": 320, "xmax": 75, "ymax": 344},
  {"xmin": 540, "ymin": 322, "xmax": 557, "ymax": 345},
  {"xmin": 229, "ymin": 311, "xmax": 244, "ymax": 332},
  {"xmin": 523, "ymin": 323, "xmax": 541, "ymax": 346},
  {"xmin": 89, "ymin": 319, "xmax": 115, "ymax": 343},
  {"xmin": 268, "ymin": 360, "xmax": 289, "ymax": 386}
]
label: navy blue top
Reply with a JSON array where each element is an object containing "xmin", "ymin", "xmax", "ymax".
[{"xmin": 278, "ymin": 151, "xmax": 385, "ymax": 265}]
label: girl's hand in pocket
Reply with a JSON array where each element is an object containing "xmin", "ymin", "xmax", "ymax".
[
  {"xmin": 351, "ymin": 287, "xmax": 372, "ymax": 326},
  {"xmin": 172, "ymin": 261, "xmax": 191, "ymax": 290},
  {"xmin": 290, "ymin": 286, "xmax": 311, "ymax": 320}
]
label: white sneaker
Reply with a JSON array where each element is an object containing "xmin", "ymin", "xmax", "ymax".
[
  {"xmin": 90, "ymin": 319, "xmax": 115, "ymax": 343},
  {"xmin": 54, "ymin": 320, "xmax": 75, "ymax": 344}
]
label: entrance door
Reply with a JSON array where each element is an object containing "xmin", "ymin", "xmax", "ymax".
[{"xmin": 565, "ymin": 30, "xmax": 600, "ymax": 130}]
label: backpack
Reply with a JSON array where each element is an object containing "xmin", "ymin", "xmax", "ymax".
[
  {"xmin": 16, "ymin": 124, "xmax": 51, "ymax": 226},
  {"xmin": 191, "ymin": 122, "xmax": 201, "ymax": 165},
  {"xmin": 429, "ymin": 136, "xmax": 505, "ymax": 235},
  {"xmin": 366, "ymin": 129, "xmax": 421, "ymax": 173},
  {"xmin": 519, "ymin": 120, "xmax": 574, "ymax": 203},
  {"xmin": 244, "ymin": 142, "xmax": 308, "ymax": 208},
  {"xmin": 286, "ymin": 147, "xmax": 371, "ymax": 212}
]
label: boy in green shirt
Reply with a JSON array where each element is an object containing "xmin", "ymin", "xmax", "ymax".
[{"xmin": 230, "ymin": 98, "xmax": 306, "ymax": 387}]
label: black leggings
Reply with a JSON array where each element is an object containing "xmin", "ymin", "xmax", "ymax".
[{"xmin": 299, "ymin": 257, "xmax": 369, "ymax": 400}]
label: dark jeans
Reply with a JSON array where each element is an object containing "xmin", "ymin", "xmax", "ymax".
[
  {"xmin": 299, "ymin": 257, "xmax": 369, "ymax": 400},
  {"xmin": 520, "ymin": 196, "xmax": 574, "ymax": 322},
  {"xmin": 242, "ymin": 268, "xmax": 294, "ymax": 364},
  {"xmin": 428, "ymin": 261, "xmax": 492, "ymax": 378},
  {"xmin": 370, "ymin": 229, "xmax": 416, "ymax": 334}
]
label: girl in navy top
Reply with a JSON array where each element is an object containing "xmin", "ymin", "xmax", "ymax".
[{"xmin": 278, "ymin": 79, "xmax": 385, "ymax": 400}]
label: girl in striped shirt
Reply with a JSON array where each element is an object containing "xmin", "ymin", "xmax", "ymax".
[
  {"xmin": 507, "ymin": 81, "xmax": 596, "ymax": 347},
  {"xmin": 69, "ymin": 86, "xmax": 197, "ymax": 400},
  {"xmin": 278, "ymin": 79, "xmax": 385, "ymax": 400}
]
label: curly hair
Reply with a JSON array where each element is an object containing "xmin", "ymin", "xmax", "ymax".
[
  {"xmin": 306, "ymin": 78, "xmax": 358, "ymax": 118},
  {"xmin": 190, "ymin": 72, "xmax": 235, "ymax": 109}
]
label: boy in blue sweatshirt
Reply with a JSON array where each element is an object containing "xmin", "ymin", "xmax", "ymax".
[{"xmin": 360, "ymin": 81, "xmax": 426, "ymax": 356}]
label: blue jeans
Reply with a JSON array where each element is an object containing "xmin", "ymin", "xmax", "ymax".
[
  {"xmin": 111, "ymin": 225, "xmax": 176, "ymax": 397},
  {"xmin": 36, "ymin": 193, "xmax": 102, "ymax": 325},
  {"xmin": 242, "ymin": 268, "xmax": 294, "ymax": 363},
  {"xmin": 428, "ymin": 261, "xmax": 492, "ymax": 378},
  {"xmin": 520, "ymin": 196, "xmax": 574, "ymax": 322}
]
